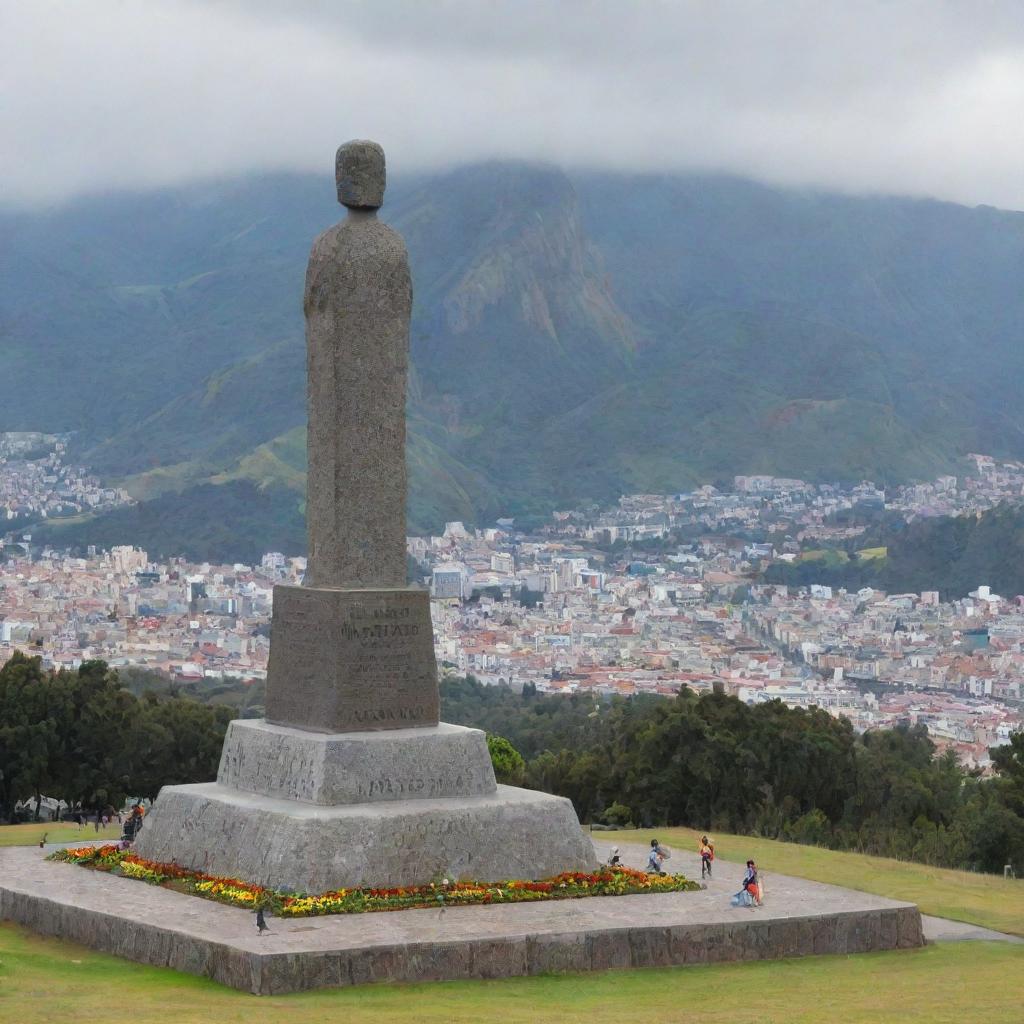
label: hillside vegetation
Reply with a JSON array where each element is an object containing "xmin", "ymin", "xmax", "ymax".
[
  {"xmin": 765, "ymin": 504, "xmax": 1024, "ymax": 599},
  {"xmin": 5, "ymin": 165, "xmax": 1024, "ymax": 550},
  {"xmin": 442, "ymin": 677, "xmax": 1024, "ymax": 875}
]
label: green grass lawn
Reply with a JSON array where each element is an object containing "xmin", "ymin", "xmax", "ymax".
[
  {"xmin": 0, "ymin": 821, "xmax": 122, "ymax": 847},
  {"xmin": 605, "ymin": 828, "xmax": 1024, "ymax": 936},
  {"xmin": 855, "ymin": 545, "xmax": 888, "ymax": 560},
  {"xmin": 0, "ymin": 921, "xmax": 1020, "ymax": 1024}
]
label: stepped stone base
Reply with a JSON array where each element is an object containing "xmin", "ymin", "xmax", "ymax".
[
  {"xmin": 132, "ymin": 783, "xmax": 596, "ymax": 892},
  {"xmin": 217, "ymin": 720, "xmax": 496, "ymax": 805},
  {"xmin": 0, "ymin": 847, "xmax": 926, "ymax": 995}
]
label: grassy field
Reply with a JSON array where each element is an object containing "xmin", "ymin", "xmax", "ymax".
[
  {"xmin": 0, "ymin": 921, "xmax": 1021, "ymax": 1024},
  {"xmin": 0, "ymin": 821, "xmax": 122, "ymax": 847},
  {"xmin": 855, "ymin": 545, "xmax": 888, "ymax": 561},
  {"xmin": 606, "ymin": 828, "xmax": 1024, "ymax": 936}
]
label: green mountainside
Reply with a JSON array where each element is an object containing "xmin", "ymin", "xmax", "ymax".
[{"xmin": 4, "ymin": 164, "xmax": 1024, "ymax": 554}]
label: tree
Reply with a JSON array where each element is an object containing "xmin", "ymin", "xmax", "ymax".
[
  {"xmin": 49, "ymin": 660, "xmax": 141, "ymax": 812},
  {"xmin": 486, "ymin": 734, "xmax": 525, "ymax": 786},
  {"xmin": 133, "ymin": 697, "xmax": 232, "ymax": 800},
  {"xmin": 0, "ymin": 657, "xmax": 233, "ymax": 819},
  {"xmin": 991, "ymin": 733, "xmax": 1024, "ymax": 816},
  {"xmin": 0, "ymin": 653, "xmax": 60, "ymax": 820},
  {"xmin": 438, "ymin": 674, "xmax": 1024, "ymax": 876},
  {"xmin": 600, "ymin": 801, "xmax": 633, "ymax": 827}
]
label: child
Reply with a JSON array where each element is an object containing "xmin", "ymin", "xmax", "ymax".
[
  {"xmin": 646, "ymin": 838, "xmax": 671, "ymax": 875},
  {"xmin": 699, "ymin": 834, "xmax": 714, "ymax": 879},
  {"xmin": 731, "ymin": 860, "xmax": 760, "ymax": 908}
]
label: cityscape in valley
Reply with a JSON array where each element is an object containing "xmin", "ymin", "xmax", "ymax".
[
  {"xmin": 0, "ymin": 432, "xmax": 134, "ymax": 525},
  {"xmin": 4, "ymin": 435, "xmax": 1021, "ymax": 771}
]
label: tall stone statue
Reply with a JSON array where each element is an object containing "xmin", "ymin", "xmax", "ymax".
[
  {"xmin": 263, "ymin": 140, "xmax": 439, "ymax": 735},
  {"xmin": 132, "ymin": 141, "xmax": 595, "ymax": 895},
  {"xmin": 304, "ymin": 141, "xmax": 409, "ymax": 589}
]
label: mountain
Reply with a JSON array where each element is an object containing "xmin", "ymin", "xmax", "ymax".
[{"xmin": 4, "ymin": 164, "xmax": 1024, "ymax": 555}]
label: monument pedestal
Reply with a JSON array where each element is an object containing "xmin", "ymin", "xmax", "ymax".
[
  {"xmin": 218, "ymin": 720, "xmax": 497, "ymax": 804},
  {"xmin": 133, "ymin": 780, "xmax": 593, "ymax": 893},
  {"xmin": 135, "ymin": 718, "xmax": 597, "ymax": 891},
  {"xmin": 137, "ymin": 583, "xmax": 598, "ymax": 890},
  {"xmin": 264, "ymin": 585, "xmax": 440, "ymax": 733}
]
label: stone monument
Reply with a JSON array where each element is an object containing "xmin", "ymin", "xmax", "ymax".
[{"xmin": 134, "ymin": 140, "xmax": 595, "ymax": 893}]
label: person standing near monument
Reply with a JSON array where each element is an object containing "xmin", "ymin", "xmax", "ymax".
[{"xmin": 647, "ymin": 837, "xmax": 670, "ymax": 875}]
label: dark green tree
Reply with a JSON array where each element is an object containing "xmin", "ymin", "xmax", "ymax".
[{"xmin": 486, "ymin": 734, "xmax": 526, "ymax": 786}]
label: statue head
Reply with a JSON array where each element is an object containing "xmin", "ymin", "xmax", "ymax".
[{"xmin": 335, "ymin": 140, "xmax": 385, "ymax": 210}]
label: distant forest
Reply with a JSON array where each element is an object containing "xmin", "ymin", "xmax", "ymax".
[
  {"xmin": 442, "ymin": 677, "xmax": 1024, "ymax": 876},
  {"xmin": 2, "ymin": 660, "xmax": 1021, "ymax": 875},
  {"xmin": 31, "ymin": 481, "xmax": 305, "ymax": 564},
  {"xmin": 765, "ymin": 504, "xmax": 1024, "ymax": 599}
]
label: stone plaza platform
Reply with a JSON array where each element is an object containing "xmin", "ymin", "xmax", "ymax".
[{"xmin": 0, "ymin": 845, "xmax": 924, "ymax": 995}]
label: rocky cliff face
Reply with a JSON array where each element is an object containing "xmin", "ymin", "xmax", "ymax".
[{"xmin": 395, "ymin": 163, "xmax": 636, "ymax": 431}]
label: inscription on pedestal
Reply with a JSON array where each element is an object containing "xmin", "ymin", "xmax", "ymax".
[{"xmin": 265, "ymin": 585, "xmax": 440, "ymax": 733}]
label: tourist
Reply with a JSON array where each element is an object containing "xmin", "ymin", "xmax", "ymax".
[
  {"xmin": 699, "ymin": 834, "xmax": 714, "ymax": 879},
  {"xmin": 121, "ymin": 805, "xmax": 145, "ymax": 844},
  {"xmin": 607, "ymin": 846, "xmax": 621, "ymax": 867},
  {"xmin": 647, "ymin": 838, "xmax": 670, "ymax": 875},
  {"xmin": 731, "ymin": 860, "xmax": 760, "ymax": 907},
  {"xmin": 256, "ymin": 905, "xmax": 270, "ymax": 936}
]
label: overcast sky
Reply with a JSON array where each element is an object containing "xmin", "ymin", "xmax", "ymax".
[{"xmin": 3, "ymin": 1, "xmax": 1023, "ymax": 209}]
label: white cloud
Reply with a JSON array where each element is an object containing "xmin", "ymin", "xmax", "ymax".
[{"xmin": 2, "ymin": 0, "xmax": 1023, "ymax": 208}]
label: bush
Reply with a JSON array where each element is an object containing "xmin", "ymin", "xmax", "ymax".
[
  {"xmin": 600, "ymin": 802, "xmax": 634, "ymax": 827},
  {"xmin": 486, "ymin": 734, "xmax": 525, "ymax": 785},
  {"xmin": 784, "ymin": 809, "xmax": 832, "ymax": 847}
]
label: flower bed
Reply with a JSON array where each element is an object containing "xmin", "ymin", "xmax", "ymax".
[{"xmin": 50, "ymin": 845, "xmax": 700, "ymax": 916}]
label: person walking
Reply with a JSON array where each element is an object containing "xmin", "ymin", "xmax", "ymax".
[
  {"xmin": 699, "ymin": 834, "xmax": 714, "ymax": 880},
  {"xmin": 255, "ymin": 905, "xmax": 270, "ymax": 936}
]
